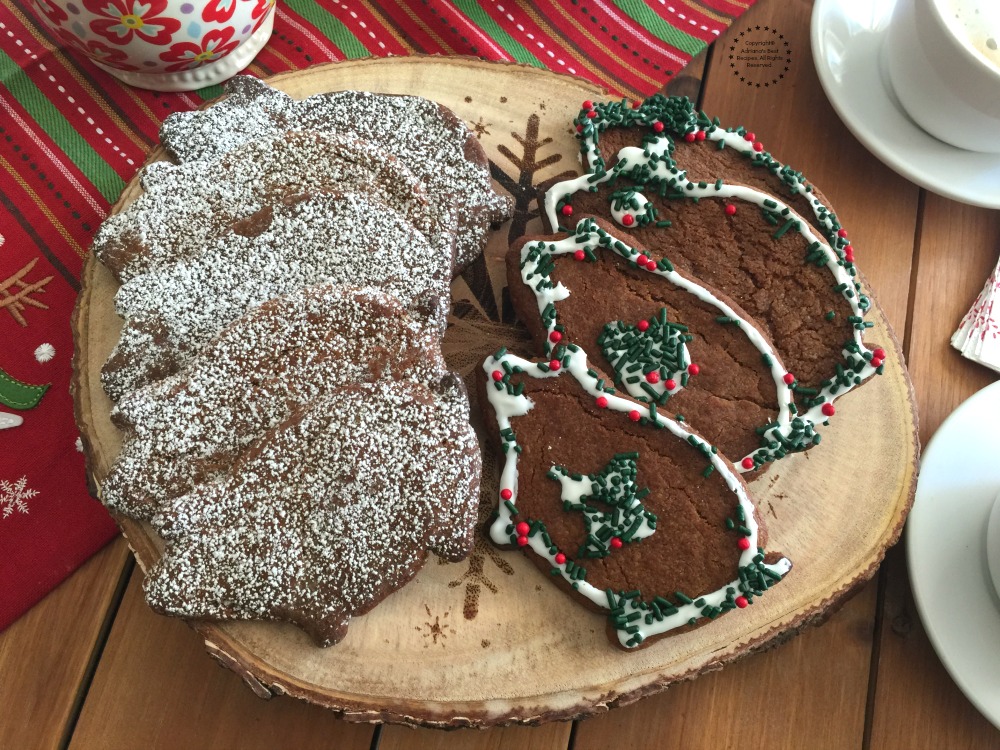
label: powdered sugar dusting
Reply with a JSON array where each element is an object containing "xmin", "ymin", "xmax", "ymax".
[
  {"xmin": 159, "ymin": 76, "xmax": 512, "ymax": 268},
  {"xmin": 102, "ymin": 192, "xmax": 450, "ymax": 401},
  {"xmin": 144, "ymin": 377, "xmax": 480, "ymax": 646},
  {"xmin": 103, "ymin": 284, "xmax": 448, "ymax": 521}
]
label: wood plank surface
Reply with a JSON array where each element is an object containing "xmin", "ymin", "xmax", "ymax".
[
  {"xmin": 869, "ymin": 198, "xmax": 1000, "ymax": 748},
  {"xmin": 379, "ymin": 722, "xmax": 572, "ymax": 750},
  {"xmin": 68, "ymin": 569, "xmax": 376, "ymax": 750},
  {"xmin": 0, "ymin": 539, "xmax": 128, "ymax": 750}
]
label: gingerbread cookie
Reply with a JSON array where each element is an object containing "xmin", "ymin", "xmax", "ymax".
[
  {"xmin": 102, "ymin": 284, "xmax": 448, "ymax": 521},
  {"xmin": 159, "ymin": 76, "xmax": 512, "ymax": 270},
  {"xmin": 480, "ymin": 345, "xmax": 790, "ymax": 649},
  {"xmin": 144, "ymin": 375, "xmax": 481, "ymax": 646},
  {"xmin": 102, "ymin": 191, "xmax": 451, "ymax": 401},
  {"xmin": 540, "ymin": 96, "xmax": 884, "ymax": 440},
  {"xmin": 508, "ymin": 217, "xmax": 800, "ymax": 469}
]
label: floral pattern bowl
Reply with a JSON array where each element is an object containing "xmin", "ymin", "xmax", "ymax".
[{"xmin": 30, "ymin": 0, "xmax": 276, "ymax": 91}]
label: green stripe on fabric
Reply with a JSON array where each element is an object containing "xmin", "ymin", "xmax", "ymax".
[
  {"xmin": 0, "ymin": 49, "xmax": 124, "ymax": 203},
  {"xmin": 195, "ymin": 83, "xmax": 225, "ymax": 102},
  {"xmin": 451, "ymin": 0, "xmax": 545, "ymax": 67},
  {"xmin": 283, "ymin": 0, "xmax": 370, "ymax": 58},
  {"xmin": 613, "ymin": 0, "xmax": 704, "ymax": 56}
]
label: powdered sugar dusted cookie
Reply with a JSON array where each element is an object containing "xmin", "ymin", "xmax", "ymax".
[
  {"xmin": 144, "ymin": 375, "xmax": 481, "ymax": 646},
  {"xmin": 93, "ymin": 131, "xmax": 448, "ymax": 284},
  {"xmin": 479, "ymin": 345, "xmax": 790, "ymax": 649},
  {"xmin": 102, "ymin": 192, "xmax": 450, "ymax": 401},
  {"xmin": 160, "ymin": 76, "xmax": 512, "ymax": 270},
  {"xmin": 542, "ymin": 95, "xmax": 884, "ymax": 429},
  {"xmin": 103, "ymin": 284, "xmax": 449, "ymax": 521}
]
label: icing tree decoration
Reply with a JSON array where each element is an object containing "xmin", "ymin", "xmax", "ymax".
[
  {"xmin": 0, "ymin": 365, "xmax": 50, "ymax": 411},
  {"xmin": 598, "ymin": 308, "xmax": 693, "ymax": 403},
  {"xmin": 483, "ymin": 345, "xmax": 791, "ymax": 648},
  {"xmin": 608, "ymin": 188, "xmax": 659, "ymax": 229},
  {"xmin": 1, "ymin": 475, "xmax": 37, "ymax": 519},
  {"xmin": 518, "ymin": 220, "xmax": 867, "ymax": 472},
  {"xmin": 549, "ymin": 452, "xmax": 656, "ymax": 559}
]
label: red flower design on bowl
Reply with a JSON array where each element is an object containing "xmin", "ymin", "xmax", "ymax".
[
  {"xmin": 84, "ymin": 0, "xmax": 181, "ymax": 46},
  {"xmin": 160, "ymin": 25, "xmax": 240, "ymax": 71}
]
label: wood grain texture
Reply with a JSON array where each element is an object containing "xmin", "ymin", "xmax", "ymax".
[
  {"xmin": 379, "ymin": 722, "xmax": 572, "ymax": 750},
  {"xmin": 869, "ymin": 198, "xmax": 1000, "ymax": 747},
  {"xmin": 68, "ymin": 569, "xmax": 376, "ymax": 750},
  {"xmin": 0, "ymin": 539, "xmax": 129, "ymax": 750},
  {"xmin": 71, "ymin": 55, "xmax": 918, "ymax": 726}
]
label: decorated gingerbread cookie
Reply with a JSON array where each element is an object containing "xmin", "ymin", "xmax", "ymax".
[
  {"xmin": 480, "ymin": 345, "xmax": 790, "ymax": 649},
  {"xmin": 145, "ymin": 375, "xmax": 481, "ymax": 647},
  {"xmin": 508, "ymin": 217, "xmax": 800, "ymax": 470},
  {"xmin": 159, "ymin": 76, "xmax": 513, "ymax": 271},
  {"xmin": 540, "ymin": 96, "xmax": 884, "ymax": 438}
]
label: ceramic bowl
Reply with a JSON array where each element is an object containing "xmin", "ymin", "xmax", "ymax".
[{"xmin": 29, "ymin": 0, "xmax": 276, "ymax": 91}]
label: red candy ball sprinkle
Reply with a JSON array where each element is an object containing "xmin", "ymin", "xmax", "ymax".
[
  {"xmin": 576, "ymin": 124, "xmax": 583, "ymax": 133},
  {"xmin": 645, "ymin": 260, "xmax": 657, "ymax": 271},
  {"xmin": 724, "ymin": 203, "xmax": 737, "ymax": 216},
  {"xmin": 782, "ymin": 372, "xmax": 795, "ymax": 385},
  {"xmin": 844, "ymin": 245, "xmax": 855, "ymax": 262},
  {"xmin": 741, "ymin": 457, "xmax": 755, "ymax": 470},
  {"xmin": 621, "ymin": 213, "xmax": 635, "ymax": 226},
  {"xmin": 596, "ymin": 396, "xmax": 609, "ymax": 408},
  {"xmin": 688, "ymin": 363, "xmax": 701, "ymax": 375},
  {"xmin": 582, "ymin": 99, "xmax": 593, "ymax": 110},
  {"xmin": 586, "ymin": 110, "xmax": 598, "ymax": 118},
  {"xmin": 636, "ymin": 254, "xmax": 649, "ymax": 266},
  {"xmin": 646, "ymin": 371, "xmax": 660, "ymax": 384},
  {"xmin": 753, "ymin": 141, "xmax": 764, "ymax": 152},
  {"xmin": 574, "ymin": 249, "xmax": 586, "ymax": 261},
  {"xmin": 696, "ymin": 130, "xmax": 707, "ymax": 141},
  {"xmin": 653, "ymin": 121, "xmax": 665, "ymax": 133},
  {"xmin": 517, "ymin": 535, "xmax": 529, "ymax": 547},
  {"xmin": 738, "ymin": 537, "xmax": 752, "ymax": 551},
  {"xmin": 665, "ymin": 378, "xmax": 677, "ymax": 390},
  {"xmin": 492, "ymin": 370, "xmax": 503, "ymax": 381},
  {"xmin": 735, "ymin": 595, "xmax": 749, "ymax": 608},
  {"xmin": 871, "ymin": 357, "xmax": 883, "ymax": 369},
  {"xmin": 821, "ymin": 402, "xmax": 836, "ymax": 417},
  {"xmin": 515, "ymin": 522, "xmax": 530, "ymax": 536},
  {"xmin": 637, "ymin": 319, "xmax": 650, "ymax": 332},
  {"xmin": 838, "ymin": 228, "xmax": 848, "ymax": 238},
  {"xmin": 744, "ymin": 131, "xmax": 756, "ymax": 141},
  {"xmin": 500, "ymin": 488, "xmax": 513, "ymax": 500},
  {"xmin": 873, "ymin": 348, "xmax": 886, "ymax": 360},
  {"xmin": 549, "ymin": 359, "xmax": 561, "ymax": 371},
  {"xmin": 561, "ymin": 204, "xmax": 574, "ymax": 216},
  {"xmin": 684, "ymin": 132, "xmax": 696, "ymax": 142},
  {"xmin": 632, "ymin": 100, "xmax": 641, "ymax": 109},
  {"xmin": 610, "ymin": 537, "xmax": 623, "ymax": 549},
  {"xmin": 554, "ymin": 552, "xmax": 567, "ymax": 564},
  {"xmin": 629, "ymin": 410, "xmax": 641, "ymax": 422},
  {"xmin": 549, "ymin": 330, "xmax": 562, "ymax": 343}
]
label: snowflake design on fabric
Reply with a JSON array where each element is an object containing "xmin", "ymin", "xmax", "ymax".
[
  {"xmin": 548, "ymin": 453, "xmax": 656, "ymax": 559},
  {"xmin": 1, "ymin": 475, "xmax": 38, "ymax": 520}
]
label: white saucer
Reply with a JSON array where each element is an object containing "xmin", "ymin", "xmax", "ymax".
[
  {"xmin": 811, "ymin": 0, "xmax": 1000, "ymax": 208},
  {"xmin": 907, "ymin": 380, "xmax": 1000, "ymax": 728}
]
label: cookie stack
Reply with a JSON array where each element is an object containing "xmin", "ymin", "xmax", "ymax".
[
  {"xmin": 94, "ymin": 77, "xmax": 512, "ymax": 646},
  {"xmin": 483, "ymin": 95, "xmax": 885, "ymax": 649}
]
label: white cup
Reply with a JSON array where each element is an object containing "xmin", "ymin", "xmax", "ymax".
[{"xmin": 886, "ymin": 0, "xmax": 1000, "ymax": 153}]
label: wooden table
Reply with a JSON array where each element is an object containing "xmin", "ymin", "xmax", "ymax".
[{"xmin": 3, "ymin": 1, "xmax": 999, "ymax": 747}]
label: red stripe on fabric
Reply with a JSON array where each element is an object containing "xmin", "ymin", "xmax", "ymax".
[
  {"xmin": 588, "ymin": 0, "xmax": 691, "ymax": 64},
  {"xmin": 698, "ymin": 0, "xmax": 754, "ymax": 17},
  {"xmin": 328, "ymin": 2, "xmax": 410, "ymax": 56},
  {"xmin": 533, "ymin": 2, "xmax": 662, "ymax": 94},
  {"xmin": 479, "ymin": 2, "xmax": 581, "ymax": 73},
  {"xmin": 376, "ymin": 1, "xmax": 450, "ymax": 55},
  {"xmin": 274, "ymin": 6, "xmax": 344, "ymax": 63},
  {"xmin": 437, "ymin": 4, "xmax": 512, "ymax": 61},
  {"xmin": 359, "ymin": 1, "xmax": 417, "ymax": 54},
  {"xmin": 646, "ymin": 0, "xmax": 725, "ymax": 41}
]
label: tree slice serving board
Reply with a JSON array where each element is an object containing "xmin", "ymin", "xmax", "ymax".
[{"xmin": 71, "ymin": 57, "xmax": 919, "ymax": 727}]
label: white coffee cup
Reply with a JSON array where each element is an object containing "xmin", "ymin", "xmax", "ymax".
[{"xmin": 886, "ymin": 0, "xmax": 1000, "ymax": 153}]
